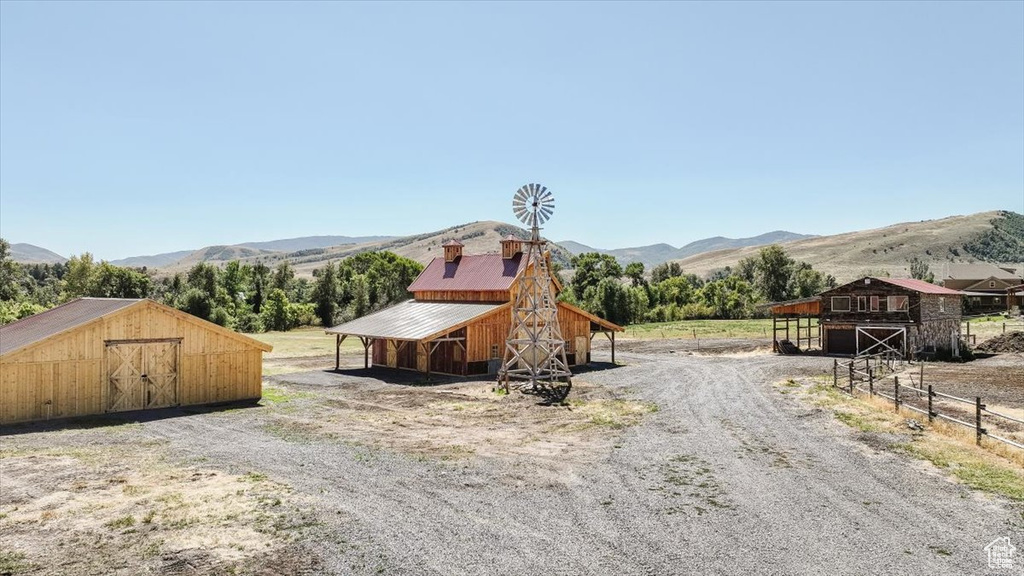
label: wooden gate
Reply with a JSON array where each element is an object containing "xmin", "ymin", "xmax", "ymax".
[
  {"xmin": 855, "ymin": 326, "xmax": 906, "ymax": 357},
  {"xmin": 106, "ymin": 340, "xmax": 180, "ymax": 412}
]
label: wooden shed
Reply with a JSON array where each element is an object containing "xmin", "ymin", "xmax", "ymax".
[
  {"xmin": 0, "ymin": 298, "xmax": 273, "ymax": 425},
  {"xmin": 326, "ymin": 236, "xmax": 622, "ymax": 377}
]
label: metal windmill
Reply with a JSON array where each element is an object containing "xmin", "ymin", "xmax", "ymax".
[{"xmin": 498, "ymin": 183, "xmax": 573, "ymax": 401}]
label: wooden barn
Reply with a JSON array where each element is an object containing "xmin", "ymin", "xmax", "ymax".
[
  {"xmin": 326, "ymin": 236, "xmax": 622, "ymax": 377},
  {"xmin": 819, "ymin": 277, "xmax": 963, "ymax": 358},
  {"xmin": 0, "ymin": 298, "xmax": 273, "ymax": 425}
]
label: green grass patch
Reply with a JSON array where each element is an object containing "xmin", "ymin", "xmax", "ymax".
[
  {"xmin": 241, "ymin": 471, "xmax": 268, "ymax": 483},
  {"xmin": 625, "ymin": 318, "xmax": 806, "ymax": 340},
  {"xmin": 104, "ymin": 515, "xmax": 136, "ymax": 529},
  {"xmin": 260, "ymin": 385, "xmax": 314, "ymax": 405},
  {"xmin": 0, "ymin": 550, "xmax": 34, "ymax": 574},
  {"xmin": 896, "ymin": 443, "xmax": 1024, "ymax": 502},
  {"xmin": 247, "ymin": 327, "xmax": 361, "ymax": 358},
  {"xmin": 833, "ymin": 410, "xmax": 884, "ymax": 433}
]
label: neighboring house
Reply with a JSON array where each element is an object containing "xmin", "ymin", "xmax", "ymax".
[
  {"xmin": 819, "ymin": 277, "xmax": 963, "ymax": 358},
  {"xmin": 942, "ymin": 262, "xmax": 1023, "ymax": 313},
  {"xmin": 327, "ymin": 236, "xmax": 622, "ymax": 377},
  {"xmin": 0, "ymin": 298, "xmax": 273, "ymax": 425}
]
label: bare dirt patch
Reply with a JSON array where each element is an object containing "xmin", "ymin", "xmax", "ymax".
[
  {"xmin": 263, "ymin": 372, "xmax": 657, "ymax": 472},
  {"xmin": 0, "ymin": 440, "xmax": 319, "ymax": 575}
]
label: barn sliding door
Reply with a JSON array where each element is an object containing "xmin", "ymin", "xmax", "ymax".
[{"xmin": 106, "ymin": 340, "xmax": 180, "ymax": 412}]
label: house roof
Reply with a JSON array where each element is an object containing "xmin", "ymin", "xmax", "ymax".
[
  {"xmin": 326, "ymin": 300, "xmax": 507, "ymax": 341},
  {"xmin": 945, "ymin": 263, "xmax": 1020, "ymax": 280},
  {"xmin": 876, "ymin": 277, "xmax": 963, "ymax": 295},
  {"xmin": 408, "ymin": 253, "xmax": 527, "ymax": 293},
  {"xmin": 0, "ymin": 298, "xmax": 141, "ymax": 356},
  {"xmin": 0, "ymin": 298, "xmax": 273, "ymax": 357}
]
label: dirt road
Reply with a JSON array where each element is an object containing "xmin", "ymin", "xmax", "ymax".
[{"xmin": 2, "ymin": 348, "xmax": 1021, "ymax": 575}]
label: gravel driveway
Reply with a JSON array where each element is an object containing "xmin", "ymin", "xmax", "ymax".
[{"xmin": 4, "ymin": 349, "xmax": 1022, "ymax": 575}]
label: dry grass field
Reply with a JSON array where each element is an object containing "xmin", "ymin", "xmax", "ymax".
[{"xmin": 672, "ymin": 211, "xmax": 1010, "ymax": 282}]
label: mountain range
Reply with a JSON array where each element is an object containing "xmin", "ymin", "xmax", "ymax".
[
  {"xmin": 8, "ymin": 210, "xmax": 1022, "ymax": 283},
  {"xmin": 558, "ymin": 231, "xmax": 815, "ymax": 268}
]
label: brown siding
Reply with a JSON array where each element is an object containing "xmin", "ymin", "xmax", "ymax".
[
  {"xmin": 820, "ymin": 280, "xmax": 921, "ymax": 324},
  {"xmin": 0, "ymin": 301, "xmax": 267, "ymax": 425}
]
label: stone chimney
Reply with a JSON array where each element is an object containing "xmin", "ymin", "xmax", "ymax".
[
  {"xmin": 443, "ymin": 239, "xmax": 464, "ymax": 262},
  {"xmin": 500, "ymin": 235, "xmax": 523, "ymax": 259}
]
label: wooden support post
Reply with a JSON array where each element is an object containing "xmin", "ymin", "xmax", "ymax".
[
  {"xmin": 976, "ymin": 397, "xmax": 983, "ymax": 446},
  {"xmin": 360, "ymin": 337, "xmax": 370, "ymax": 369},
  {"xmin": 611, "ymin": 331, "xmax": 616, "ymax": 364},
  {"xmin": 335, "ymin": 334, "xmax": 341, "ymax": 371},
  {"xmin": 848, "ymin": 362, "xmax": 854, "ymax": 393},
  {"xmin": 894, "ymin": 377, "xmax": 900, "ymax": 412},
  {"xmin": 919, "ymin": 361, "xmax": 924, "ymax": 390},
  {"xmin": 927, "ymin": 385, "xmax": 934, "ymax": 423},
  {"xmin": 833, "ymin": 359, "xmax": 838, "ymax": 388},
  {"xmin": 423, "ymin": 342, "xmax": 431, "ymax": 381},
  {"xmin": 772, "ymin": 316, "xmax": 778, "ymax": 352}
]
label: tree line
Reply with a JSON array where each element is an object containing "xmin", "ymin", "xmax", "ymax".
[
  {"xmin": 0, "ymin": 239, "xmax": 422, "ymax": 331},
  {"xmin": 560, "ymin": 245, "xmax": 837, "ymax": 325}
]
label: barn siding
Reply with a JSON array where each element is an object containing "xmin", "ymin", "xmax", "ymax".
[{"xmin": 0, "ymin": 301, "xmax": 269, "ymax": 425}]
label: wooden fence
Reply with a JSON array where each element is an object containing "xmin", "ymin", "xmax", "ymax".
[{"xmin": 832, "ymin": 356, "xmax": 1023, "ymax": 451}]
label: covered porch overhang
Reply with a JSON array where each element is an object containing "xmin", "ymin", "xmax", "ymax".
[{"xmin": 325, "ymin": 300, "xmax": 507, "ymax": 377}]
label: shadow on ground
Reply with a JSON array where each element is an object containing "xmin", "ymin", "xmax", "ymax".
[{"xmin": 0, "ymin": 401, "xmax": 261, "ymax": 437}]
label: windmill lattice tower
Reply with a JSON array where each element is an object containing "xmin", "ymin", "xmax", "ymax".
[{"xmin": 498, "ymin": 184, "xmax": 573, "ymax": 400}]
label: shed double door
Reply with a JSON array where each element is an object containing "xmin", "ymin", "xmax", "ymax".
[{"xmin": 106, "ymin": 340, "xmax": 180, "ymax": 412}]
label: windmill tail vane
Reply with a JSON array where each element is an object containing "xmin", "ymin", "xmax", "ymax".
[{"xmin": 498, "ymin": 183, "xmax": 573, "ymax": 402}]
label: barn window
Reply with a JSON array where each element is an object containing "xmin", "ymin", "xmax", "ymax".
[
  {"xmin": 870, "ymin": 296, "xmax": 879, "ymax": 312},
  {"xmin": 490, "ymin": 344, "xmax": 500, "ymax": 359},
  {"xmin": 989, "ymin": 281, "xmax": 996, "ymax": 288},
  {"xmin": 888, "ymin": 295, "xmax": 909, "ymax": 312},
  {"xmin": 454, "ymin": 346, "xmax": 463, "ymax": 362},
  {"xmin": 858, "ymin": 296, "xmax": 867, "ymax": 312},
  {"xmin": 831, "ymin": 297, "xmax": 851, "ymax": 312}
]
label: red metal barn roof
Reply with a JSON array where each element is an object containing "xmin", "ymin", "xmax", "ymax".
[
  {"xmin": 408, "ymin": 253, "xmax": 527, "ymax": 292},
  {"xmin": 876, "ymin": 277, "xmax": 963, "ymax": 295}
]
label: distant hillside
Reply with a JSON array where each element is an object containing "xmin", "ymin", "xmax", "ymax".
[
  {"xmin": 672, "ymin": 211, "xmax": 1023, "ymax": 282},
  {"xmin": 150, "ymin": 221, "xmax": 576, "ymax": 277},
  {"xmin": 173, "ymin": 245, "xmax": 281, "ymax": 267},
  {"xmin": 560, "ymin": 231, "xmax": 814, "ymax": 267},
  {"xmin": 110, "ymin": 250, "xmax": 194, "ymax": 269},
  {"xmin": 239, "ymin": 235, "xmax": 394, "ymax": 252},
  {"xmin": 9, "ymin": 243, "xmax": 66, "ymax": 264}
]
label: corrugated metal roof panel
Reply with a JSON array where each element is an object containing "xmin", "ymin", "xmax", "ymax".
[
  {"xmin": 0, "ymin": 298, "xmax": 142, "ymax": 356},
  {"xmin": 407, "ymin": 253, "xmax": 526, "ymax": 293},
  {"xmin": 326, "ymin": 300, "xmax": 507, "ymax": 341},
  {"xmin": 878, "ymin": 277, "xmax": 963, "ymax": 295}
]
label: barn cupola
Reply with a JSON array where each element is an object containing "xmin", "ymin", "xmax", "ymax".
[
  {"xmin": 500, "ymin": 235, "xmax": 523, "ymax": 259},
  {"xmin": 442, "ymin": 239, "xmax": 464, "ymax": 262}
]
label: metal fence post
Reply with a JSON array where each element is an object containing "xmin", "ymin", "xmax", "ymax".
[
  {"xmin": 833, "ymin": 359, "xmax": 838, "ymax": 388},
  {"xmin": 868, "ymin": 371, "xmax": 874, "ymax": 396},
  {"xmin": 894, "ymin": 376, "xmax": 900, "ymax": 412},
  {"xmin": 848, "ymin": 362, "xmax": 854, "ymax": 394},
  {"xmin": 976, "ymin": 397, "xmax": 983, "ymax": 446}
]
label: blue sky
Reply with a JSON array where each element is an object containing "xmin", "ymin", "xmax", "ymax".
[{"xmin": 1, "ymin": 1, "xmax": 1022, "ymax": 260}]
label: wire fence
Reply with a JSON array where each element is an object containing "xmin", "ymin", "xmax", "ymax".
[{"xmin": 832, "ymin": 355, "xmax": 1023, "ymax": 451}]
